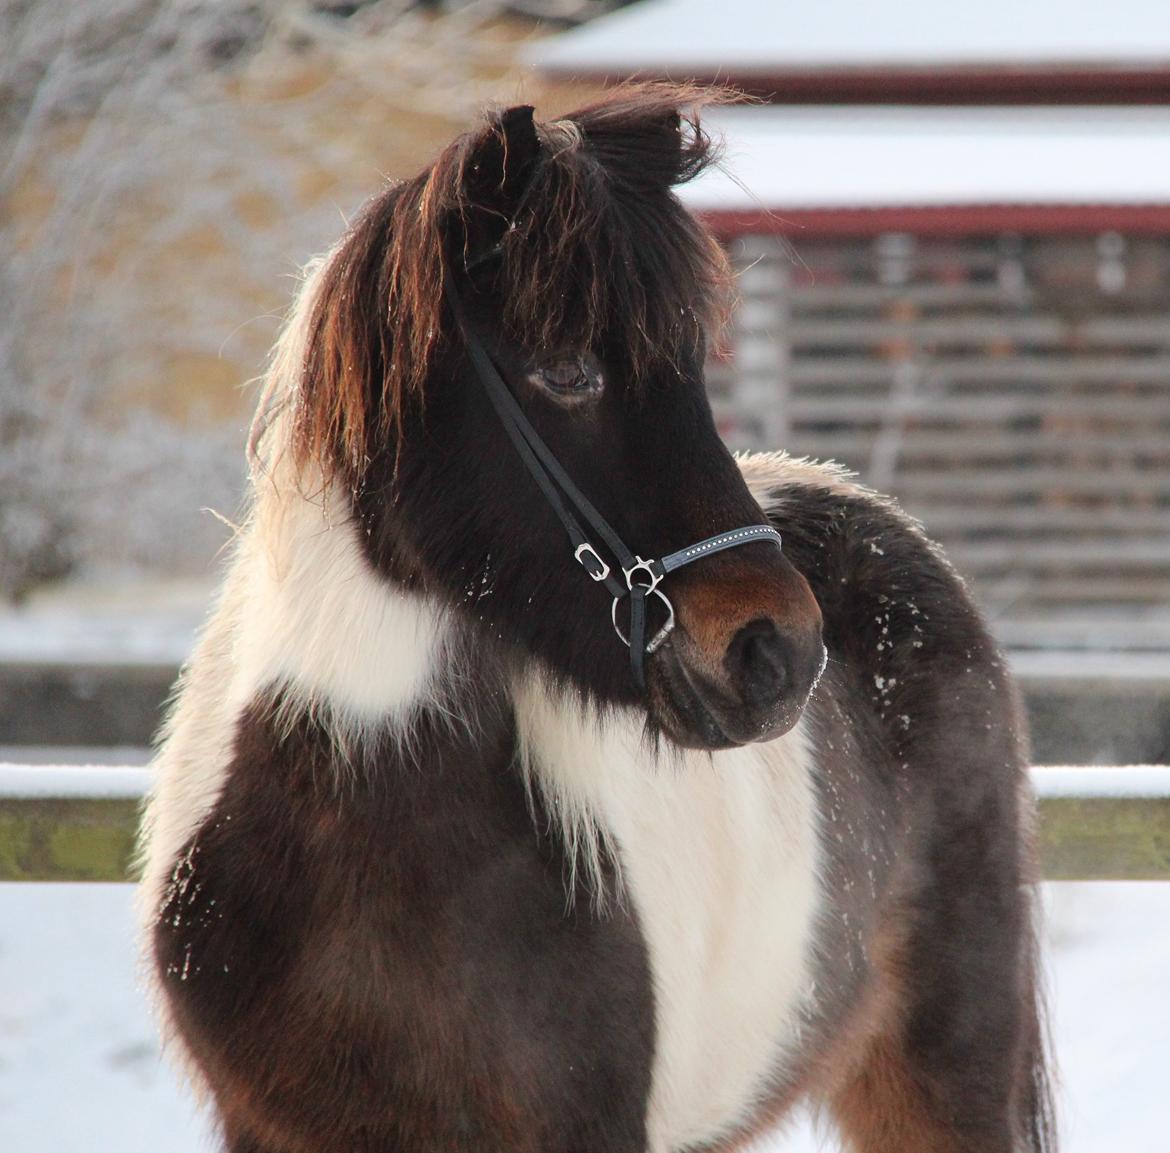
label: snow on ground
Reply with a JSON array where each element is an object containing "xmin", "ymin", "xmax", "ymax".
[
  {"xmin": 1, "ymin": 882, "xmax": 1168, "ymax": 1152},
  {"xmin": 0, "ymin": 884, "xmax": 212, "ymax": 1153}
]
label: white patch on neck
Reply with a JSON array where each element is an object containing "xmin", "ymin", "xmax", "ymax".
[
  {"xmin": 514, "ymin": 677, "xmax": 822, "ymax": 1152},
  {"xmin": 230, "ymin": 485, "xmax": 446, "ymax": 746}
]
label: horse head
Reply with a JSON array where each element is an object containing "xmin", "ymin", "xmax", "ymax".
[{"xmin": 287, "ymin": 88, "xmax": 824, "ymax": 749}]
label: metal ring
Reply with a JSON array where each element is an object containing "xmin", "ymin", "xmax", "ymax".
[
  {"xmin": 611, "ymin": 587, "xmax": 675, "ymax": 651},
  {"xmin": 623, "ymin": 556, "xmax": 662, "ymax": 594}
]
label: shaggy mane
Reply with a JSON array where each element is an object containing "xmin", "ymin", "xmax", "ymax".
[{"xmin": 291, "ymin": 83, "xmax": 734, "ymax": 480}]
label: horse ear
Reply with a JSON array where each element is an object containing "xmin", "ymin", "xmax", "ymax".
[
  {"xmin": 457, "ymin": 104, "xmax": 541, "ymax": 261},
  {"xmin": 630, "ymin": 108, "xmax": 683, "ymax": 183},
  {"xmin": 573, "ymin": 101, "xmax": 686, "ymax": 188},
  {"xmin": 659, "ymin": 109, "xmax": 684, "ymax": 175},
  {"xmin": 495, "ymin": 104, "xmax": 541, "ymax": 203}
]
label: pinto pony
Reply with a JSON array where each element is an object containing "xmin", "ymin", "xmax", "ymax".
[{"xmin": 139, "ymin": 88, "xmax": 1055, "ymax": 1153}]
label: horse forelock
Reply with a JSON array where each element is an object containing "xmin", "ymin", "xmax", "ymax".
[
  {"xmin": 496, "ymin": 86, "xmax": 733, "ymax": 388},
  {"xmin": 281, "ymin": 84, "xmax": 734, "ymax": 484}
]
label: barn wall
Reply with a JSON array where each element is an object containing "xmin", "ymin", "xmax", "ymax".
[{"xmin": 709, "ymin": 229, "xmax": 1170, "ymax": 648}]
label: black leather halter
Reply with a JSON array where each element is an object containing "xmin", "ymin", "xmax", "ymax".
[{"xmin": 445, "ymin": 279, "xmax": 782, "ymax": 689}]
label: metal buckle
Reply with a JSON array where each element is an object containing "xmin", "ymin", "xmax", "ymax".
[
  {"xmin": 611, "ymin": 587, "xmax": 676, "ymax": 653},
  {"xmin": 623, "ymin": 556, "xmax": 662, "ymax": 594},
  {"xmin": 574, "ymin": 542, "xmax": 611, "ymax": 583}
]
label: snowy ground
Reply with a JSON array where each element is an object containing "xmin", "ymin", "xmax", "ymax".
[{"xmin": 1, "ymin": 881, "xmax": 1167, "ymax": 1153}]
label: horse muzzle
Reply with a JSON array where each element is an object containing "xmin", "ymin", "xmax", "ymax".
[{"xmin": 647, "ymin": 563, "xmax": 826, "ymax": 749}]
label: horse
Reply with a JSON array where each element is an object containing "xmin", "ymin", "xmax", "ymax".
[{"xmin": 138, "ymin": 86, "xmax": 1055, "ymax": 1153}]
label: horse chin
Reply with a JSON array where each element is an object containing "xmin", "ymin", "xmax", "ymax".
[{"xmin": 647, "ymin": 644, "xmax": 804, "ymax": 751}]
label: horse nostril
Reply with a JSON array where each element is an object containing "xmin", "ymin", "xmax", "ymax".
[{"xmin": 726, "ymin": 618, "xmax": 791, "ymax": 710}]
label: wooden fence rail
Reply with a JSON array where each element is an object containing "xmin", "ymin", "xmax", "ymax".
[{"xmin": 1, "ymin": 764, "xmax": 1168, "ymax": 883}]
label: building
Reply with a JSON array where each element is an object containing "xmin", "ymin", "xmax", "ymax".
[
  {"xmin": 529, "ymin": 3, "xmax": 1170, "ymax": 650},
  {"xmin": 532, "ymin": 0, "xmax": 1170, "ymax": 104}
]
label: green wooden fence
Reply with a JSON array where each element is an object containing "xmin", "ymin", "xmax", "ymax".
[{"xmin": 1, "ymin": 764, "xmax": 1168, "ymax": 883}]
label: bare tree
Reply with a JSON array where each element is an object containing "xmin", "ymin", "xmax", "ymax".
[{"xmin": 0, "ymin": 0, "xmax": 533, "ymax": 599}]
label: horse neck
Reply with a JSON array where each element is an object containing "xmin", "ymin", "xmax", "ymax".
[{"xmin": 174, "ymin": 458, "xmax": 687, "ymax": 904}]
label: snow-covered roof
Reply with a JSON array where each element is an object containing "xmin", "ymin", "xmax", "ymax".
[
  {"xmin": 530, "ymin": 0, "xmax": 1170, "ymax": 78},
  {"xmin": 679, "ymin": 107, "xmax": 1170, "ymax": 220}
]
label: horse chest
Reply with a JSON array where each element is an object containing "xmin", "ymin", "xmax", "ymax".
[{"xmin": 559, "ymin": 721, "xmax": 822, "ymax": 1152}]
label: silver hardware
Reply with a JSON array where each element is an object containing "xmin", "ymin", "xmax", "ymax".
[
  {"xmin": 645, "ymin": 609, "xmax": 676, "ymax": 654},
  {"xmin": 623, "ymin": 556, "xmax": 662, "ymax": 594},
  {"xmin": 574, "ymin": 543, "xmax": 611, "ymax": 582},
  {"xmin": 611, "ymin": 587, "xmax": 675, "ymax": 652}
]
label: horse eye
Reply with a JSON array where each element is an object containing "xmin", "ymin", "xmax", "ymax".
[{"xmin": 529, "ymin": 355, "xmax": 603, "ymax": 399}]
